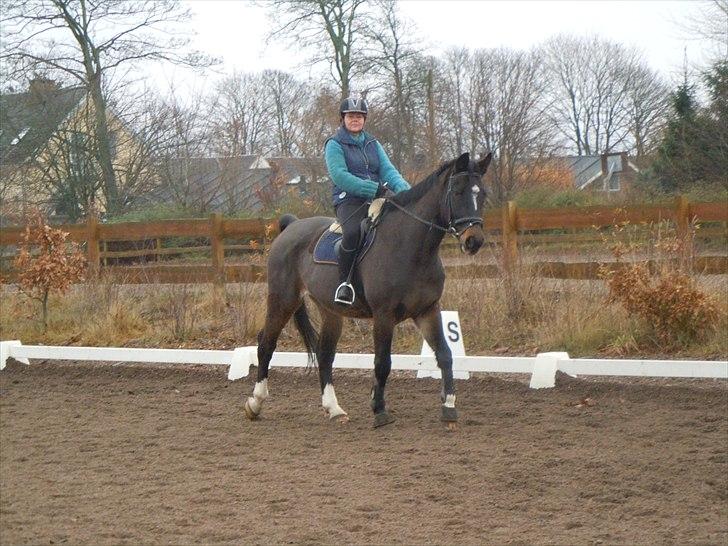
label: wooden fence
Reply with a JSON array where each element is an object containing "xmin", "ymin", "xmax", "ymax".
[{"xmin": 1, "ymin": 197, "xmax": 726, "ymax": 283}]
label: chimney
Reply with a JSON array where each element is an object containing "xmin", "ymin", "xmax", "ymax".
[
  {"xmin": 29, "ymin": 77, "xmax": 59, "ymax": 95},
  {"xmin": 600, "ymin": 153, "xmax": 608, "ymax": 176}
]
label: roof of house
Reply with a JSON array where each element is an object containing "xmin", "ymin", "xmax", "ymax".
[
  {"xmin": 267, "ymin": 156, "xmax": 327, "ymax": 184},
  {"xmin": 542, "ymin": 154, "xmax": 637, "ymax": 189},
  {"xmin": 565, "ymin": 155, "xmax": 621, "ymax": 189},
  {"xmin": 0, "ymin": 82, "xmax": 87, "ymax": 166},
  {"xmin": 149, "ymin": 156, "xmax": 273, "ymax": 212}
]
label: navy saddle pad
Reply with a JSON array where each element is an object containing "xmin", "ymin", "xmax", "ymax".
[{"xmin": 313, "ymin": 229, "xmax": 376, "ymax": 265}]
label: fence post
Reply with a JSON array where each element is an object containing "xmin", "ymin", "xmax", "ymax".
[
  {"xmin": 210, "ymin": 213, "xmax": 225, "ymax": 285},
  {"xmin": 502, "ymin": 201, "xmax": 519, "ymax": 275},
  {"xmin": 675, "ymin": 195, "xmax": 693, "ymax": 269},
  {"xmin": 86, "ymin": 214, "xmax": 100, "ymax": 276}
]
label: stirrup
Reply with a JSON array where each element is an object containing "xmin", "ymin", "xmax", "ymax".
[{"xmin": 334, "ymin": 282, "xmax": 356, "ymax": 305}]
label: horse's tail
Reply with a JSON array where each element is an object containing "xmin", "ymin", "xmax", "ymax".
[
  {"xmin": 279, "ymin": 214, "xmax": 298, "ymax": 232},
  {"xmin": 293, "ymin": 301, "xmax": 318, "ymax": 367}
]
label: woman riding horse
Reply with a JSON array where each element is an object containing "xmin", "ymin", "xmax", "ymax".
[
  {"xmin": 324, "ymin": 95, "xmax": 411, "ymax": 305},
  {"xmin": 244, "ymin": 129, "xmax": 492, "ymax": 429}
]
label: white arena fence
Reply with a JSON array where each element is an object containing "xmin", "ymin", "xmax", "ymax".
[{"xmin": 1, "ymin": 341, "xmax": 726, "ymax": 389}]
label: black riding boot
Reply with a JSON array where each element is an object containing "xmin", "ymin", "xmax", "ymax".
[{"xmin": 334, "ymin": 246, "xmax": 357, "ymax": 305}]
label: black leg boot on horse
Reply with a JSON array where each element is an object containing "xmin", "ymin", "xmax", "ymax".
[
  {"xmin": 334, "ymin": 245, "xmax": 357, "ymax": 305},
  {"xmin": 333, "ymin": 199, "xmax": 368, "ymax": 306}
]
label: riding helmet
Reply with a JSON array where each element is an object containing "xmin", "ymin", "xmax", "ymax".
[{"xmin": 339, "ymin": 96, "xmax": 368, "ymax": 117}]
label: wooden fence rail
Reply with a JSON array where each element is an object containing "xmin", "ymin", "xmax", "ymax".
[{"xmin": 1, "ymin": 197, "xmax": 726, "ymax": 283}]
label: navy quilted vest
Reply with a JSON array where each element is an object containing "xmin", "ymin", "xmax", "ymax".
[{"xmin": 327, "ymin": 126, "xmax": 381, "ymax": 206}]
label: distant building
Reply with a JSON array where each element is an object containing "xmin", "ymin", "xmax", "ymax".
[
  {"xmin": 0, "ymin": 77, "xmax": 148, "ymax": 221},
  {"xmin": 143, "ymin": 155, "xmax": 329, "ymax": 214},
  {"xmin": 555, "ymin": 152, "xmax": 641, "ymax": 194}
]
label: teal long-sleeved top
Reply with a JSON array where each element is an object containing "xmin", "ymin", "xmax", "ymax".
[{"xmin": 324, "ymin": 132, "xmax": 411, "ymax": 201}]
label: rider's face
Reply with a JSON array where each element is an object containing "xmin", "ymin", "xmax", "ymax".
[{"xmin": 343, "ymin": 112, "xmax": 366, "ymax": 134}]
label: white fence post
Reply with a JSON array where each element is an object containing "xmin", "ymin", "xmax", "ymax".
[
  {"xmin": 0, "ymin": 340, "xmax": 30, "ymax": 370},
  {"xmin": 529, "ymin": 351, "xmax": 571, "ymax": 389}
]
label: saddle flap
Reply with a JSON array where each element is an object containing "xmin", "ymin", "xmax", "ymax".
[{"xmin": 313, "ymin": 226, "xmax": 377, "ymax": 265}]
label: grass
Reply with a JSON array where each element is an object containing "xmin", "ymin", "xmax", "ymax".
[{"xmin": 2, "ymin": 266, "xmax": 726, "ymax": 360}]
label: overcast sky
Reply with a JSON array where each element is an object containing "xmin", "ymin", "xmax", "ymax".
[{"xmin": 157, "ymin": 0, "xmax": 713, "ymax": 94}]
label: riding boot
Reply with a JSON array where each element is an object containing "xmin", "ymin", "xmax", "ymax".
[{"xmin": 334, "ymin": 246, "xmax": 357, "ymax": 305}]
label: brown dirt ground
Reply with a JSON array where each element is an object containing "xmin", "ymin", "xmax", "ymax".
[{"xmin": 0, "ymin": 359, "xmax": 726, "ymax": 546}]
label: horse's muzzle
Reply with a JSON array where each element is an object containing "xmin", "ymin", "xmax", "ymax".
[{"xmin": 460, "ymin": 226, "xmax": 485, "ymax": 255}]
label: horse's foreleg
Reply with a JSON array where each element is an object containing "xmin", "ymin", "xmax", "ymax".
[
  {"xmin": 371, "ymin": 316, "xmax": 395, "ymax": 428},
  {"xmin": 415, "ymin": 304, "xmax": 458, "ymax": 428},
  {"xmin": 316, "ymin": 309, "xmax": 348, "ymax": 422}
]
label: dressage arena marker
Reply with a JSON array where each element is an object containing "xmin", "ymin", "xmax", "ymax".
[
  {"xmin": 417, "ymin": 310, "xmax": 469, "ymax": 380},
  {"xmin": 1, "ymin": 340, "xmax": 726, "ymax": 387}
]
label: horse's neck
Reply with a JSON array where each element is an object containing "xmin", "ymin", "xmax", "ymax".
[{"xmin": 397, "ymin": 179, "xmax": 448, "ymax": 255}]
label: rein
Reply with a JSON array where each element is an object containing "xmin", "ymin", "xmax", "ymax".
[{"xmin": 385, "ymin": 172, "xmax": 483, "ymax": 239}]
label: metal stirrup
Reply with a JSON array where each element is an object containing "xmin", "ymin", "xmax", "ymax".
[{"xmin": 334, "ymin": 282, "xmax": 356, "ymax": 305}]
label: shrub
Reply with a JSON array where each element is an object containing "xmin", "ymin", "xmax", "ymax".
[
  {"xmin": 13, "ymin": 213, "xmax": 87, "ymax": 331},
  {"xmin": 600, "ymin": 228, "xmax": 719, "ymax": 346}
]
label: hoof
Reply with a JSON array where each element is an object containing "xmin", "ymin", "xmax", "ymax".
[
  {"xmin": 445, "ymin": 421, "xmax": 458, "ymax": 432},
  {"xmin": 373, "ymin": 411, "xmax": 395, "ymax": 428},
  {"xmin": 332, "ymin": 414, "xmax": 350, "ymax": 424},
  {"xmin": 244, "ymin": 399, "xmax": 259, "ymax": 421},
  {"xmin": 441, "ymin": 405, "xmax": 458, "ymax": 423}
]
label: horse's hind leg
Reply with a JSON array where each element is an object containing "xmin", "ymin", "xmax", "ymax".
[
  {"xmin": 315, "ymin": 307, "xmax": 347, "ymax": 422},
  {"xmin": 414, "ymin": 303, "xmax": 458, "ymax": 429},
  {"xmin": 244, "ymin": 291, "xmax": 300, "ymax": 420}
]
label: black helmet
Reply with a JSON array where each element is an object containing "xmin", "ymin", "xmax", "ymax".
[{"xmin": 339, "ymin": 96, "xmax": 368, "ymax": 116}]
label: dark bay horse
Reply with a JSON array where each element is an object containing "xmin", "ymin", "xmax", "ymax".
[{"xmin": 244, "ymin": 152, "xmax": 492, "ymax": 428}]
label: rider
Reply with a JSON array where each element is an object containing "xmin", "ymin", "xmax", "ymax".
[{"xmin": 324, "ymin": 95, "xmax": 411, "ymax": 305}]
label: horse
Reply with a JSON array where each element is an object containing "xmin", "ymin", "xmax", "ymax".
[{"xmin": 244, "ymin": 151, "xmax": 492, "ymax": 429}]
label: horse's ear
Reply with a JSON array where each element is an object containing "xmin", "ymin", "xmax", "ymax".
[
  {"xmin": 477, "ymin": 152, "xmax": 492, "ymax": 176},
  {"xmin": 455, "ymin": 152, "xmax": 470, "ymax": 173}
]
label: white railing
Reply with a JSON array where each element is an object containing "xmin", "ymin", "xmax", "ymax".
[{"xmin": 1, "ymin": 341, "xmax": 726, "ymax": 388}]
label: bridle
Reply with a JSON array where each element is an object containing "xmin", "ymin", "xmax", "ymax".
[{"xmin": 385, "ymin": 171, "xmax": 484, "ymax": 240}]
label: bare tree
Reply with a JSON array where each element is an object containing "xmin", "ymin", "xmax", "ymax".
[
  {"xmin": 263, "ymin": 0, "xmax": 372, "ymax": 98},
  {"xmin": 362, "ymin": 0, "xmax": 423, "ymax": 168},
  {"xmin": 541, "ymin": 35, "xmax": 659, "ymax": 156},
  {"xmin": 679, "ymin": 0, "xmax": 728, "ymax": 64},
  {"xmin": 153, "ymin": 90, "xmax": 219, "ymax": 212},
  {"xmin": 440, "ymin": 48, "xmax": 470, "ymax": 157},
  {"xmin": 38, "ymin": 100, "xmax": 104, "ymax": 220},
  {"xmin": 1, "ymin": 0, "xmax": 215, "ymax": 215},
  {"xmin": 626, "ymin": 66, "xmax": 670, "ymax": 156},
  {"xmin": 109, "ymin": 88, "xmax": 174, "ymax": 211},
  {"xmin": 262, "ymin": 70, "xmax": 308, "ymax": 156},
  {"xmin": 467, "ymin": 48, "xmax": 554, "ymax": 203},
  {"xmin": 208, "ymin": 72, "xmax": 272, "ymax": 157}
]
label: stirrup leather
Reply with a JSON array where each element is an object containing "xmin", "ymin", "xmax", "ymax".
[{"xmin": 334, "ymin": 282, "xmax": 356, "ymax": 305}]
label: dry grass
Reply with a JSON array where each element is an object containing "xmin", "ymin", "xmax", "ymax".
[
  {"xmin": 2, "ymin": 223, "xmax": 725, "ymax": 358},
  {"xmin": 1, "ymin": 268, "xmax": 725, "ymax": 360}
]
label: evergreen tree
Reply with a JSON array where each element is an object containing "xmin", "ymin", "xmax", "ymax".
[{"xmin": 652, "ymin": 62, "xmax": 728, "ymax": 192}]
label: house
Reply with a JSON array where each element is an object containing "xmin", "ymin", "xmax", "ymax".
[
  {"xmin": 266, "ymin": 156, "xmax": 328, "ymax": 194},
  {"xmin": 559, "ymin": 152, "xmax": 641, "ymax": 194},
  {"xmin": 144, "ymin": 155, "xmax": 275, "ymax": 213},
  {"xmin": 143, "ymin": 155, "xmax": 331, "ymax": 214},
  {"xmin": 0, "ymin": 77, "xmax": 148, "ymax": 222}
]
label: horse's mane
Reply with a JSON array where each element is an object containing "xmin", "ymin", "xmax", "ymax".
[{"xmin": 391, "ymin": 159, "xmax": 454, "ymax": 207}]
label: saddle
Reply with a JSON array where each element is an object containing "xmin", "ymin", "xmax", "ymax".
[{"xmin": 313, "ymin": 198, "xmax": 387, "ymax": 265}]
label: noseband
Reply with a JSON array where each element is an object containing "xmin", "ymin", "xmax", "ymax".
[{"xmin": 385, "ymin": 171, "xmax": 483, "ymax": 240}]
